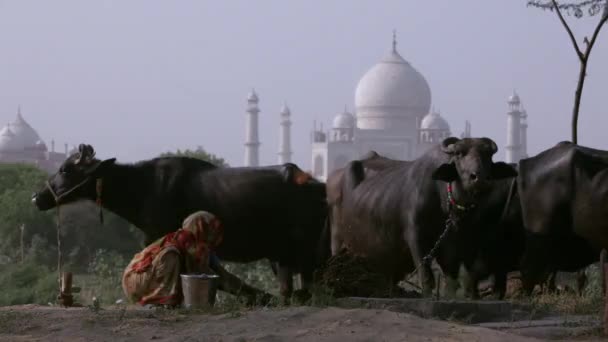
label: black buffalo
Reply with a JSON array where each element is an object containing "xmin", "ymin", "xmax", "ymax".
[
  {"xmin": 32, "ymin": 144, "xmax": 330, "ymax": 301},
  {"xmin": 338, "ymin": 137, "xmax": 517, "ymax": 296},
  {"xmin": 517, "ymin": 141, "xmax": 603, "ymax": 293},
  {"xmin": 326, "ymin": 150, "xmax": 407, "ymax": 256},
  {"xmin": 460, "ymin": 174, "xmax": 526, "ymax": 299}
]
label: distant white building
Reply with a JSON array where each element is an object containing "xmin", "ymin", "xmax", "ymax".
[
  {"xmin": 505, "ymin": 91, "xmax": 528, "ymax": 163},
  {"xmin": 309, "ymin": 33, "xmax": 453, "ymax": 180},
  {"xmin": 243, "ymin": 32, "xmax": 529, "ymax": 179},
  {"xmin": 277, "ymin": 103, "xmax": 293, "ymax": 164},
  {"xmin": 0, "ymin": 107, "xmax": 69, "ymax": 173},
  {"xmin": 244, "ymin": 89, "xmax": 261, "ymax": 167}
]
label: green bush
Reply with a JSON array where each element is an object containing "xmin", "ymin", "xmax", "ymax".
[
  {"xmin": 0, "ymin": 259, "xmax": 57, "ymax": 306},
  {"xmin": 77, "ymin": 249, "xmax": 130, "ymax": 305}
]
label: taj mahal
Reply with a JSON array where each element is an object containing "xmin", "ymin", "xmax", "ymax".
[
  {"xmin": 243, "ymin": 33, "xmax": 529, "ymax": 181},
  {"xmin": 0, "ymin": 107, "xmax": 70, "ymax": 173},
  {"xmin": 0, "ymin": 33, "xmax": 529, "ymax": 178}
]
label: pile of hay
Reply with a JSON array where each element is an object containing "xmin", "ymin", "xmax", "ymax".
[{"xmin": 315, "ymin": 250, "xmax": 419, "ymax": 298}]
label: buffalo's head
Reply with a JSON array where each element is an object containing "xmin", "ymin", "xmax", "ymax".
[
  {"xmin": 32, "ymin": 144, "xmax": 116, "ymax": 210},
  {"xmin": 431, "ymin": 137, "xmax": 517, "ymax": 195}
]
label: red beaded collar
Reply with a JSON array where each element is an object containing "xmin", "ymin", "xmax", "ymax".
[{"xmin": 446, "ymin": 183, "xmax": 476, "ymax": 212}]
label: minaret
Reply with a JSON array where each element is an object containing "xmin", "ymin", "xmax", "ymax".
[
  {"xmin": 244, "ymin": 89, "xmax": 261, "ymax": 167},
  {"xmin": 278, "ymin": 103, "xmax": 292, "ymax": 164},
  {"xmin": 460, "ymin": 120, "xmax": 472, "ymax": 138},
  {"xmin": 506, "ymin": 90, "xmax": 522, "ymax": 163},
  {"xmin": 392, "ymin": 29, "xmax": 397, "ymax": 53},
  {"xmin": 520, "ymin": 105, "xmax": 528, "ymax": 159}
]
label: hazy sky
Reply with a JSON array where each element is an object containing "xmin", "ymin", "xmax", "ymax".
[{"xmin": 1, "ymin": 1, "xmax": 607, "ymax": 168}]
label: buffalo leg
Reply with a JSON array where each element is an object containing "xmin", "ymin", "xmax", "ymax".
[
  {"xmin": 521, "ymin": 234, "xmax": 553, "ymax": 296},
  {"xmin": 437, "ymin": 249, "xmax": 465, "ymax": 299},
  {"xmin": 441, "ymin": 261, "xmax": 462, "ymax": 299},
  {"xmin": 576, "ymin": 270, "xmax": 588, "ymax": 297},
  {"xmin": 277, "ymin": 264, "xmax": 294, "ymax": 303},
  {"xmin": 300, "ymin": 269, "xmax": 314, "ymax": 291},
  {"xmin": 493, "ymin": 272, "xmax": 507, "ymax": 299},
  {"xmin": 543, "ymin": 271, "xmax": 557, "ymax": 293},
  {"xmin": 462, "ymin": 270, "xmax": 481, "ymax": 300},
  {"xmin": 291, "ymin": 270, "xmax": 314, "ymax": 303},
  {"xmin": 419, "ymin": 264, "xmax": 435, "ymax": 297},
  {"xmin": 408, "ymin": 237, "xmax": 435, "ymax": 297},
  {"xmin": 329, "ymin": 207, "xmax": 343, "ymax": 256}
]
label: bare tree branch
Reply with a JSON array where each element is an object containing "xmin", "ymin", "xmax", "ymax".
[
  {"xmin": 529, "ymin": 0, "xmax": 608, "ymax": 144},
  {"xmin": 528, "ymin": 0, "xmax": 605, "ymax": 15},
  {"xmin": 551, "ymin": 0, "xmax": 585, "ymax": 60},
  {"xmin": 585, "ymin": 1, "xmax": 608, "ymax": 59}
]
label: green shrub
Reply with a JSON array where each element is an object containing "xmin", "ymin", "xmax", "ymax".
[{"xmin": 0, "ymin": 259, "xmax": 57, "ymax": 306}]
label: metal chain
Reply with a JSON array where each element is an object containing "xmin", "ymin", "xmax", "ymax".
[
  {"xmin": 403, "ymin": 215, "xmax": 456, "ymax": 284},
  {"xmin": 56, "ymin": 206, "xmax": 62, "ymax": 292}
]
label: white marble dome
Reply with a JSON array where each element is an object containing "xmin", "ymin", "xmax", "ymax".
[
  {"xmin": 0, "ymin": 126, "xmax": 21, "ymax": 152},
  {"xmin": 355, "ymin": 38, "xmax": 431, "ymax": 130},
  {"xmin": 420, "ymin": 110, "xmax": 450, "ymax": 130},
  {"xmin": 9, "ymin": 111, "xmax": 43, "ymax": 149},
  {"xmin": 333, "ymin": 108, "xmax": 355, "ymax": 129}
]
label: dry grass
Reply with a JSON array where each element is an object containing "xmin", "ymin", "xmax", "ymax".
[
  {"xmin": 515, "ymin": 264, "xmax": 604, "ymax": 316},
  {"xmin": 527, "ymin": 291, "xmax": 603, "ymax": 315}
]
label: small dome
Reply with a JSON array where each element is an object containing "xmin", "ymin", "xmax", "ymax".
[
  {"xmin": 333, "ymin": 108, "xmax": 356, "ymax": 129},
  {"xmin": 420, "ymin": 110, "xmax": 450, "ymax": 130},
  {"xmin": 280, "ymin": 103, "xmax": 291, "ymax": 116},
  {"xmin": 247, "ymin": 89, "xmax": 259, "ymax": 102},
  {"xmin": 35, "ymin": 140, "xmax": 48, "ymax": 151},
  {"xmin": 0, "ymin": 126, "xmax": 21, "ymax": 152},
  {"xmin": 508, "ymin": 91, "xmax": 520, "ymax": 105}
]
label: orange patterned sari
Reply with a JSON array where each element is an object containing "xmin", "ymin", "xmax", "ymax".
[{"xmin": 122, "ymin": 211, "xmax": 224, "ymax": 306}]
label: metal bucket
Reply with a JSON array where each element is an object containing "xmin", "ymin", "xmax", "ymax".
[{"xmin": 180, "ymin": 273, "xmax": 219, "ymax": 309}]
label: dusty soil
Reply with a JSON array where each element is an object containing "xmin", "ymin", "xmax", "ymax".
[{"xmin": 0, "ymin": 304, "xmax": 598, "ymax": 342}]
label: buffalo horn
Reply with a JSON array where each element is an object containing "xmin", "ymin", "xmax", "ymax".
[{"xmin": 441, "ymin": 137, "xmax": 460, "ymax": 154}]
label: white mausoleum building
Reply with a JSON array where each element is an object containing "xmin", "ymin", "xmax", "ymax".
[
  {"xmin": 242, "ymin": 33, "xmax": 529, "ymax": 180},
  {"xmin": 0, "ymin": 107, "xmax": 70, "ymax": 173}
]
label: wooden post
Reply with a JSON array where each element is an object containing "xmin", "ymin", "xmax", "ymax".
[
  {"xmin": 61, "ymin": 272, "xmax": 72, "ymax": 294},
  {"xmin": 19, "ymin": 224, "xmax": 25, "ymax": 263},
  {"xmin": 601, "ymin": 249, "xmax": 608, "ymax": 335},
  {"xmin": 58, "ymin": 272, "xmax": 74, "ymax": 307}
]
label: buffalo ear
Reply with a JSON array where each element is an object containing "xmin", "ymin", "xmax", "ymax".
[
  {"xmin": 432, "ymin": 163, "xmax": 458, "ymax": 182},
  {"xmin": 491, "ymin": 162, "xmax": 518, "ymax": 180},
  {"xmin": 84, "ymin": 158, "xmax": 116, "ymax": 176}
]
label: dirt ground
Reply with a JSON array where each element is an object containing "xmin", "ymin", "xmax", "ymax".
[{"xmin": 0, "ymin": 304, "xmax": 602, "ymax": 342}]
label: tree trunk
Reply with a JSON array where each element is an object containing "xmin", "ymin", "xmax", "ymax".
[
  {"xmin": 601, "ymin": 249, "xmax": 607, "ymax": 292},
  {"xmin": 572, "ymin": 59, "xmax": 588, "ymax": 145},
  {"xmin": 604, "ymin": 262, "xmax": 608, "ymax": 335}
]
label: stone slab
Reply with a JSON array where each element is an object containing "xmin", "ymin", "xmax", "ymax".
[{"xmin": 335, "ymin": 297, "xmax": 513, "ymax": 323}]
